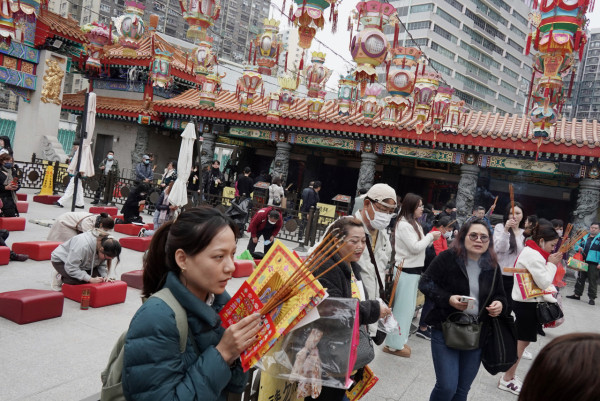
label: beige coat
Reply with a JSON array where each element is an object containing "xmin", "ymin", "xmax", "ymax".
[{"xmin": 47, "ymin": 212, "xmax": 98, "ymax": 242}]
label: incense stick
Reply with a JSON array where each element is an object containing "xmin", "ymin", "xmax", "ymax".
[
  {"xmin": 509, "ymin": 184, "xmax": 515, "ymax": 218},
  {"xmin": 559, "ymin": 229, "xmax": 588, "ymax": 253},
  {"xmin": 387, "ymin": 259, "xmax": 404, "ymax": 307}
]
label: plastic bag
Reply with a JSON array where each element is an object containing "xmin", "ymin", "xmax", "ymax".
[
  {"xmin": 552, "ymin": 262, "xmax": 566, "ymax": 288},
  {"xmin": 376, "ymin": 298, "xmax": 399, "ymax": 334},
  {"xmin": 236, "ymin": 249, "xmax": 254, "ymax": 261},
  {"xmin": 257, "ymin": 297, "xmax": 359, "ymax": 391}
]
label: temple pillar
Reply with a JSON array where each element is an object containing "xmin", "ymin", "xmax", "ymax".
[
  {"xmin": 573, "ymin": 179, "xmax": 600, "ymax": 230},
  {"xmin": 456, "ymin": 164, "xmax": 480, "ymax": 227},
  {"xmin": 272, "ymin": 141, "xmax": 291, "ymax": 183},
  {"xmin": 200, "ymin": 131, "xmax": 218, "ymax": 167},
  {"xmin": 131, "ymin": 125, "xmax": 150, "ymax": 167},
  {"xmin": 357, "ymin": 152, "xmax": 377, "ymax": 193},
  {"xmin": 14, "ymin": 50, "xmax": 69, "ymax": 162}
]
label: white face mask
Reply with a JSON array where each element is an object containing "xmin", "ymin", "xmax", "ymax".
[
  {"xmin": 443, "ymin": 231, "xmax": 452, "ymax": 239},
  {"xmin": 368, "ymin": 202, "xmax": 393, "ymax": 230}
]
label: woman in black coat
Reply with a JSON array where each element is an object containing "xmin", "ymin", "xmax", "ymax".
[
  {"xmin": 121, "ymin": 182, "xmax": 149, "ymax": 224},
  {"xmin": 0, "ymin": 154, "xmax": 20, "ymax": 217},
  {"xmin": 419, "ymin": 218, "xmax": 506, "ymax": 401},
  {"xmin": 309, "ymin": 217, "xmax": 391, "ymax": 401}
]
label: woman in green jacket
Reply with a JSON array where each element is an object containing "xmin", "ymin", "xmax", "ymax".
[{"xmin": 122, "ymin": 207, "xmax": 261, "ymax": 401}]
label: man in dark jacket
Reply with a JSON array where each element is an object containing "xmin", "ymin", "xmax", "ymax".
[
  {"xmin": 247, "ymin": 207, "xmax": 282, "ymax": 256},
  {"xmin": 135, "ymin": 155, "xmax": 153, "ymax": 182},
  {"xmin": 299, "ymin": 181, "xmax": 321, "ymax": 240},
  {"xmin": 203, "ymin": 160, "xmax": 225, "ymax": 205},
  {"xmin": 92, "ymin": 150, "xmax": 120, "ymax": 205},
  {"xmin": 236, "ymin": 167, "xmax": 254, "ymax": 198}
]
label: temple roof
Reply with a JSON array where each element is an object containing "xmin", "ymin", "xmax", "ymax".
[
  {"xmin": 36, "ymin": 9, "xmax": 88, "ymax": 45},
  {"xmin": 152, "ymin": 89, "xmax": 599, "ymax": 158},
  {"xmin": 62, "ymin": 92, "xmax": 158, "ymax": 120}
]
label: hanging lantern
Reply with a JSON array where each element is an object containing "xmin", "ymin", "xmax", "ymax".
[
  {"xmin": 337, "ymin": 73, "xmax": 358, "ymax": 116},
  {"xmin": 307, "ymin": 91, "xmax": 327, "ymax": 119},
  {"xmin": 194, "ymin": 37, "xmax": 218, "ymax": 78},
  {"xmin": 150, "ymin": 49, "xmax": 173, "ymax": 88},
  {"xmin": 179, "ymin": 0, "xmax": 221, "ymax": 40},
  {"xmin": 0, "ymin": 2, "xmax": 15, "ymax": 43},
  {"xmin": 412, "ymin": 68, "xmax": 441, "ymax": 137},
  {"xmin": 304, "ymin": 51, "xmax": 332, "ymax": 98},
  {"xmin": 267, "ymin": 92, "xmax": 282, "ymax": 121},
  {"xmin": 291, "ymin": 0, "xmax": 339, "ymax": 49},
  {"xmin": 81, "ymin": 22, "xmax": 112, "ymax": 74},
  {"xmin": 351, "ymin": 0, "xmax": 398, "ymax": 95},
  {"xmin": 382, "ymin": 47, "xmax": 421, "ymax": 125},
  {"xmin": 199, "ymin": 72, "xmax": 224, "ymax": 107},
  {"xmin": 237, "ymin": 65, "xmax": 263, "ymax": 111},
  {"xmin": 278, "ymin": 75, "xmax": 298, "ymax": 112},
  {"xmin": 444, "ymin": 100, "xmax": 466, "ymax": 132},
  {"xmin": 361, "ymin": 84, "xmax": 381, "ymax": 123},
  {"xmin": 429, "ymin": 86, "xmax": 454, "ymax": 147},
  {"xmin": 113, "ymin": 1, "xmax": 146, "ymax": 49},
  {"xmin": 253, "ymin": 18, "xmax": 281, "ymax": 76}
]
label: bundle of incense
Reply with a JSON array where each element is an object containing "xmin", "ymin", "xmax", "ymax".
[
  {"xmin": 259, "ymin": 233, "xmax": 349, "ymax": 315},
  {"xmin": 489, "ymin": 196, "xmax": 498, "ymax": 214},
  {"xmin": 559, "ymin": 229, "xmax": 588, "ymax": 253},
  {"xmin": 561, "ymin": 223, "xmax": 573, "ymax": 245},
  {"xmin": 509, "ymin": 184, "xmax": 515, "ymax": 218},
  {"xmin": 387, "ymin": 260, "xmax": 404, "ymax": 307}
]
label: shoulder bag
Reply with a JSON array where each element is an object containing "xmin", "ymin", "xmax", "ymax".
[
  {"xmin": 536, "ymin": 301, "xmax": 564, "ymax": 325},
  {"xmin": 441, "ymin": 266, "xmax": 497, "ymax": 351},
  {"xmin": 365, "ymin": 235, "xmax": 392, "ymax": 345},
  {"xmin": 481, "ymin": 313, "xmax": 518, "ymax": 375}
]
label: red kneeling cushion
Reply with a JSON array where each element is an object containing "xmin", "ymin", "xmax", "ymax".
[
  {"xmin": 119, "ymin": 236, "xmax": 152, "ymax": 252},
  {"xmin": 33, "ymin": 195, "xmax": 61, "ymax": 204},
  {"xmin": 16, "ymin": 201, "xmax": 28, "ymax": 213},
  {"xmin": 0, "ymin": 289, "xmax": 64, "ymax": 324},
  {"xmin": 114, "ymin": 224, "xmax": 145, "ymax": 236},
  {"xmin": 62, "ymin": 281, "xmax": 127, "ymax": 308},
  {"xmin": 0, "ymin": 246, "xmax": 10, "ymax": 265},
  {"xmin": 0, "ymin": 217, "xmax": 26, "ymax": 231},
  {"xmin": 89, "ymin": 206, "xmax": 119, "ymax": 216},
  {"xmin": 16, "ymin": 193, "xmax": 27, "ymax": 201},
  {"xmin": 12, "ymin": 241, "xmax": 62, "ymax": 261},
  {"xmin": 121, "ymin": 269, "xmax": 143, "ymax": 289},
  {"xmin": 233, "ymin": 260, "xmax": 255, "ymax": 278}
]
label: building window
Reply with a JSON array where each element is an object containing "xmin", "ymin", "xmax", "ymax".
[
  {"xmin": 410, "ymin": 3, "xmax": 434, "ymax": 13},
  {"xmin": 429, "ymin": 59, "xmax": 453, "ymax": 76},
  {"xmin": 406, "ymin": 37, "xmax": 428, "ymax": 46},
  {"xmin": 500, "ymin": 80, "xmax": 517, "ymax": 92},
  {"xmin": 505, "ymin": 52, "xmax": 521, "ymax": 67},
  {"xmin": 455, "ymin": 72, "xmax": 496, "ymax": 97},
  {"xmin": 407, "ymin": 21, "xmax": 431, "ymax": 30},
  {"xmin": 436, "ymin": 7, "xmax": 460, "ymax": 27},
  {"xmin": 455, "ymin": 89, "xmax": 493, "ymax": 111},
  {"xmin": 503, "ymin": 66, "xmax": 519, "ymax": 79},
  {"xmin": 457, "ymin": 57, "xmax": 496, "ymax": 81},
  {"xmin": 464, "ymin": 8, "xmax": 505, "ymax": 40},
  {"xmin": 463, "ymin": 25, "xmax": 503, "ymax": 55},
  {"xmin": 512, "ymin": 11, "xmax": 528, "ymax": 26},
  {"xmin": 431, "ymin": 42, "xmax": 456, "ymax": 60},
  {"xmin": 472, "ymin": 0, "xmax": 508, "ymax": 26},
  {"xmin": 508, "ymin": 38, "xmax": 524, "ymax": 53},
  {"xmin": 433, "ymin": 25, "xmax": 458, "ymax": 44},
  {"xmin": 509, "ymin": 24, "xmax": 525, "ymax": 39},
  {"xmin": 459, "ymin": 41, "xmax": 501, "ymax": 69},
  {"xmin": 443, "ymin": 0, "xmax": 463, "ymax": 12}
]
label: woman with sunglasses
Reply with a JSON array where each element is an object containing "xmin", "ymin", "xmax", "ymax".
[
  {"xmin": 384, "ymin": 193, "xmax": 441, "ymax": 358},
  {"xmin": 419, "ymin": 219, "xmax": 505, "ymax": 401},
  {"xmin": 498, "ymin": 220, "xmax": 562, "ymax": 396}
]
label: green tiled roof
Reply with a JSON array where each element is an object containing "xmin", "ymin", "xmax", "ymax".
[{"xmin": 0, "ymin": 118, "xmax": 76, "ymax": 153}]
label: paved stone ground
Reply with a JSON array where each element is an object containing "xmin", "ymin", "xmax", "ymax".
[{"xmin": 1, "ymin": 189, "xmax": 599, "ymax": 401}]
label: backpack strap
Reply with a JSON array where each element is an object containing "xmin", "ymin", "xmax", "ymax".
[{"xmin": 151, "ymin": 288, "xmax": 189, "ymax": 353}]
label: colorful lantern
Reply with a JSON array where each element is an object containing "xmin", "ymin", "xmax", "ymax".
[
  {"xmin": 278, "ymin": 75, "xmax": 298, "ymax": 112},
  {"xmin": 350, "ymin": 0, "xmax": 398, "ymax": 95},
  {"xmin": 412, "ymin": 68, "xmax": 441, "ymax": 137},
  {"xmin": 361, "ymin": 84, "xmax": 381, "ymax": 123},
  {"xmin": 337, "ymin": 73, "xmax": 358, "ymax": 116},
  {"xmin": 194, "ymin": 37, "xmax": 218, "ymax": 78},
  {"xmin": 0, "ymin": 3, "xmax": 15, "ymax": 42},
  {"xmin": 291, "ymin": 0, "xmax": 339, "ymax": 49},
  {"xmin": 303, "ymin": 51, "xmax": 332, "ymax": 99},
  {"xmin": 236, "ymin": 65, "xmax": 263, "ymax": 111},
  {"xmin": 444, "ymin": 100, "xmax": 467, "ymax": 133},
  {"xmin": 252, "ymin": 18, "xmax": 281, "ymax": 76},
  {"xmin": 113, "ymin": 1, "xmax": 145, "ymax": 49},
  {"xmin": 199, "ymin": 72, "xmax": 224, "ymax": 107},
  {"xmin": 430, "ymin": 86, "xmax": 454, "ymax": 147},
  {"xmin": 150, "ymin": 49, "xmax": 173, "ymax": 88},
  {"xmin": 179, "ymin": 0, "xmax": 221, "ymax": 40},
  {"xmin": 267, "ymin": 92, "xmax": 282, "ymax": 121},
  {"xmin": 81, "ymin": 22, "xmax": 112, "ymax": 74},
  {"xmin": 382, "ymin": 47, "xmax": 421, "ymax": 125},
  {"xmin": 307, "ymin": 91, "xmax": 327, "ymax": 119}
]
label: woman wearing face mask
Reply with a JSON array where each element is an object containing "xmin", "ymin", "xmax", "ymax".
[
  {"xmin": 50, "ymin": 230, "xmax": 121, "ymax": 289},
  {"xmin": 121, "ymin": 182, "xmax": 149, "ymax": 224},
  {"xmin": 498, "ymin": 220, "xmax": 562, "ymax": 396},
  {"xmin": 384, "ymin": 193, "xmax": 441, "ymax": 358},
  {"xmin": 161, "ymin": 161, "xmax": 177, "ymax": 190},
  {"xmin": 0, "ymin": 136, "xmax": 13, "ymax": 156},
  {"xmin": 0, "ymin": 154, "xmax": 20, "ymax": 217}
]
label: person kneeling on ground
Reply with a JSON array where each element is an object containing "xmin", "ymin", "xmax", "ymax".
[
  {"xmin": 247, "ymin": 207, "xmax": 282, "ymax": 257},
  {"xmin": 47, "ymin": 212, "xmax": 114, "ymax": 242},
  {"xmin": 50, "ymin": 230, "xmax": 121, "ymax": 290},
  {"xmin": 0, "ymin": 229, "xmax": 28, "ymax": 261},
  {"xmin": 139, "ymin": 183, "xmax": 178, "ymax": 237},
  {"xmin": 121, "ymin": 182, "xmax": 149, "ymax": 224}
]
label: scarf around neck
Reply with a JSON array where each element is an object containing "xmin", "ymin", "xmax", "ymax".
[{"xmin": 525, "ymin": 239, "xmax": 550, "ymax": 261}]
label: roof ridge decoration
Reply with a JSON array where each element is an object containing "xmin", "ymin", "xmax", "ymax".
[{"xmin": 81, "ymin": 22, "xmax": 112, "ymax": 75}]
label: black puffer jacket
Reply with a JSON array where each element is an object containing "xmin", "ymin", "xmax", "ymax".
[
  {"xmin": 314, "ymin": 254, "xmax": 380, "ymax": 326},
  {"xmin": 419, "ymin": 248, "xmax": 507, "ymax": 331}
]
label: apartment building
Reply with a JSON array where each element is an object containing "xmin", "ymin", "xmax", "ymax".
[
  {"xmin": 386, "ymin": 0, "xmax": 533, "ymax": 115},
  {"xmin": 565, "ymin": 28, "xmax": 600, "ymax": 120}
]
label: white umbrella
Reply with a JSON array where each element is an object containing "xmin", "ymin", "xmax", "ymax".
[
  {"xmin": 68, "ymin": 92, "xmax": 96, "ymax": 178},
  {"xmin": 169, "ymin": 122, "xmax": 196, "ymax": 207}
]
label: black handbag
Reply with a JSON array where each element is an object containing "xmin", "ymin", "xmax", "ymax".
[
  {"xmin": 442, "ymin": 266, "xmax": 497, "ymax": 351},
  {"xmin": 536, "ymin": 301, "xmax": 564, "ymax": 325},
  {"xmin": 354, "ymin": 326, "xmax": 375, "ymax": 370},
  {"xmin": 481, "ymin": 314, "xmax": 518, "ymax": 375}
]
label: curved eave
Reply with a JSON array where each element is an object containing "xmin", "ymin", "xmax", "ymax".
[
  {"xmin": 34, "ymin": 18, "xmax": 88, "ymax": 48},
  {"xmin": 62, "ymin": 104, "xmax": 162, "ymax": 122},
  {"xmin": 100, "ymin": 56, "xmax": 197, "ymax": 85}
]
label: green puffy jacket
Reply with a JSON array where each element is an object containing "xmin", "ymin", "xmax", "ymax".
[{"xmin": 122, "ymin": 272, "xmax": 248, "ymax": 401}]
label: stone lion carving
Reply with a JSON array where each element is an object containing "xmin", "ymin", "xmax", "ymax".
[{"xmin": 41, "ymin": 59, "xmax": 65, "ymax": 105}]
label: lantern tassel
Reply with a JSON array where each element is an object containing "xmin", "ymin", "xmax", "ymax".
[
  {"xmin": 284, "ymin": 51, "xmax": 288, "ymax": 73},
  {"xmin": 393, "ymin": 23, "xmax": 399, "ymax": 48},
  {"xmin": 332, "ymin": 10, "xmax": 338, "ymax": 33},
  {"xmin": 248, "ymin": 41, "xmax": 253, "ymax": 63},
  {"xmin": 526, "ymin": 34, "xmax": 532, "ymax": 55}
]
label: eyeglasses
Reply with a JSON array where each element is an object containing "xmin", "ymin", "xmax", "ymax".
[
  {"xmin": 468, "ymin": 233, "xmax": 490, "ymax": 242},
  {"xmin": 372, "ymin": 201, "xmax": 396, "ymax": 215}
]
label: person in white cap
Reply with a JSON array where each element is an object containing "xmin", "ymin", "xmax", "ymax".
[{"xmin": 135, "ymin": 155, "xmax": 154, "ymax": 183}]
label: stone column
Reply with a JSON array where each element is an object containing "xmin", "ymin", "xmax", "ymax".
[
  {"xmin": 356, "ymin": 152, "xmax": 377, "ymax": 193},
  {"xmin": 131, "ymin": 125, "xmax": 150, "ymax": 167},
  {"xmin": 456, "ymin": 164, "xmax": 480, "ymax": 227},
  {"xmin": 14, "ymin": 50, "xmax": 69, "ymax": 162},
  {"xmin": 573, "ymin": 179, "xmax": 600, "ymax": 230},
  {"xmin": 200, "ymin": 131, "xmax": 217, "ymax": 167},
  {"xmin": 272, "ymin": 141, "xmax": 291, "ymax": 183}
]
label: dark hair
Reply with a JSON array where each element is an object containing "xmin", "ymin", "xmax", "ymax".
[
  {"xmin": 212, "ymin": 160, "xmax": 220, "ymax": 165},
  {"xmin": 526, "ymin": 215, "xmax": 538, "ymax": 226},
  {"xmin": 0, "ymin": 136, "xmax": 13, "ymax": 155},
  {"xmin": 95, "ymin": 213, "xmax": 115, "ymax": 229},
  {"xmin": 473, "ymin": 205, "xmax": 485, "ymax": 213},
  {"xmin": 444, "ymin": 200, "xmax": 456, "ymax": 210},
  {"xmin": 550, "ymin": 219, "xmax": 564, "ymax": 229},
  {"xmin": 142, "ymin": 207, "xmax": 238, "ymax": 297},
  {"xmin": 434, "ymin": 215, "xmax": 452, "ymax": 228},
  {"xmin": 398, "ymin": 193, "xmax": 423, "ymax": 240},
  {"xmin": 531, "ymin": 219, "xmax": 559, "ymax": 244},
  {"xmin": 272, "ymin": 176, "xmax": 282, "ymax": 185},
  {"xmin": 358, "ymin": 188, "xmax": 368, "ymax": 195},
  {"xmin": 243, "ymin": 166, "xmax": 251, "ymax": 174},
  {"xmin": 0, "ymin": 153, "xmax": 12, "ymax": 164},
  {"xmin": 169, "ymin": 160, "xmax": 177, "ymax": 169},
  {"xmin": 268, "ymin": 209, "xmax": 280, "ymax": 219},
  {"xmin": 313, "ymin": 181, "xmax": 322, "ymax": 189},
  {"xmin": 326, "ymin": 216, "xmax": 364, "ymax": 239},
  {"xmin": 591, "ymin": 222, "xmax": 600, "ymax": 228},
  {"xmin": 503, "ymin": 201, "xmax": 525, "ymax": 254},
  {"xmin": 107, "ymin": 150, "xmax": 114, "ymax": 154},
  {"xmin": 451, "ymin": 218, "xmax": 498, "ymax": 268},
  {"xmin": 519, "ymin": 333, "xmax": 600, "ymax": 401},
  {"xmin": 135, "ymin": 182, "xmax": 150, "ymax": 194},
  {"xmin": 98, "ymin": 235, "xmax": 121, "ymax": 273}
]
